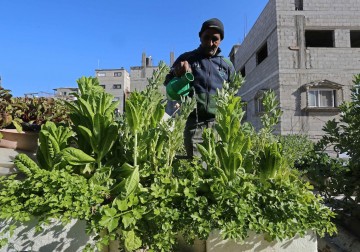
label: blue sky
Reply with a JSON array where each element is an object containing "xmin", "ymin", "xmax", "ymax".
[{"xmin": 0, "ymin": 0, "xmax": 268, "ymax": 97}]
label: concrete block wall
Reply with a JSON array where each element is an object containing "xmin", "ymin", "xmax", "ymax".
[
  {"xmin": 303, "ymin": 0, "xmax": 360, "ymax": 11},
  {"xmin": 306, "ymin": 48, "xmax": 360, "ymax": 69},
  {"xmin": 241, "ymin": 74, "xmax": 280, "ymax": 132},
  {"xmin": 278, "ymin": 70, "xmax": 356, "ymax": 136},
  {"xmin": 234, "ymin": 0, "xmax": 277, "ymax": 72},
  {"xmin": 276, "ymin": 0, "xmax": 360, "ymax": 136},
  {"xmin": 275, "ymin": 0, "xmax": 360, "ymax": 12}
]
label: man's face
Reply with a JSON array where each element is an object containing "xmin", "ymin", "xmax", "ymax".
[{"xmin": 200, "ymin": 28, "xmax": 222, "ymax": 57}]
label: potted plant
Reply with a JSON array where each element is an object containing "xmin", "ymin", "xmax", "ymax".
[
  {"xmin": 0, "ymin": 63, "xmax": 336, "ymax": 252},
  {"xmin": 0, "ymin": 87, "xmax": 70, "ymax": 152}
]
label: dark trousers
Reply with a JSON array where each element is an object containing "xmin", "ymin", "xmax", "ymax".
[{"xmin": 184, "ymin": 116, "xmax": 215, "ymax": 158}]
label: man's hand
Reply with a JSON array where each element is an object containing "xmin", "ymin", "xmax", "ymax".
[{"xmin": 173, "ymin": 61, "xmax": 192, "ymax": 77}]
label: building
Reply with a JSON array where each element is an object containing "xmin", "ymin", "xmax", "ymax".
[
  {"xmin": 232, "ymin": 0, "xmax": 360, "ymax": 140},
  {"xmin": 53, "ymin": 88, "xmax": 78, "ymax": 101},
  {"xmin": 53, "ymin": 52, "xmax": 175, "ymax": 113},
  {"xmin": 130, "ymin": 52, "xmax": 175, "ymax": 94},
  {"xmin": 95, "ymin": 68, "xmax": 130, "ymax": 113},
  {"xmin": 130, "ymin": 52, "xmax": 158, "ymax": 92}
]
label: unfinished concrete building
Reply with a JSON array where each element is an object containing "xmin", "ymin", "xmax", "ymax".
[{"xmin": 232, "ymin": 0, "xmax": 360, "ymax": 140}]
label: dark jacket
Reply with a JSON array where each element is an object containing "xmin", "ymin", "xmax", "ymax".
[{"xmin": 165, "ymin": 46, "xmax": 235, "ymax": 120}]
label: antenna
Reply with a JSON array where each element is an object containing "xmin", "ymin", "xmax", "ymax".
[{"xmin": 243, "ymin": 14, "xmax": 248, "ymax": 41}]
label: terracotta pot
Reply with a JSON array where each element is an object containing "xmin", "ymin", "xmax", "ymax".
[{"xmin": 0, "ymin": 129, "xmax": 39, "ymax": 152}]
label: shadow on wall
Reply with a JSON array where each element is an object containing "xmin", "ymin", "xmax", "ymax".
[{"xmin": 0, "ymin": 218, "xmax": 95, "ymax": 252}]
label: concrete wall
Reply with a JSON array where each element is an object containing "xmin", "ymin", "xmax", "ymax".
[
  {"xmin": 207, "ymin": 230, "xmax": 317, "ymax": 252},
  {"xmin": 276, "ymin": 0, "xmax": 360, "ymax": 137},
  {"xmin": 0, "ymin": 218, "xmax": 96, "ymax": 252},
  {"xmin": 234, "ymin": 0, "xmax": 360, "ymax": 138},
  {"xmin": 235, "ymin": 0, "xmax": 280, "ymax": 131}
]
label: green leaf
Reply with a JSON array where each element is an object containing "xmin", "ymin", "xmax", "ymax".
[
  {"xmin": 115, "ymin": 199, "xmax": 128, "ymax": 211},
  {"xmin": 61, "ymin": 147, "xmax": 95, "ymax": 165},
  {"xmin": 124, "ymin": 165, "xmax": 139, "ymax": 197},
  {"xmin": 125, "ymin": 100, "xmax": 139, "ymax": 132},
  {"xmin": 124, "ymin": 230, "xmax": 142, "ymax": 251},
  {"xmin": 99, "ymin": 209, "xmax": 119, "ymax": 233}
]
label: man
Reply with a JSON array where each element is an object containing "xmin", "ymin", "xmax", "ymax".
[{"xmin": 165, "ymin": 18, "xmax": 235, "ymax": 158}]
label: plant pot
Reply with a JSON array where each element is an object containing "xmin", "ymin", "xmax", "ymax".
[{"xmin": 0, "ymin": 129, "xmax": 39, "ymax": 152}]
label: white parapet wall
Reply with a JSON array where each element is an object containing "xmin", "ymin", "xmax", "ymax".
[
  {"xmin": 206, "ymin": 230, "xmax": 317, "ymax": 252},
  {"xmin": 0, "ymin": 219, "xmax": 318, "ymax": 252},
  {"xmin": 0, "ymin": 218, "xmax": 96, "ymax": 252}
]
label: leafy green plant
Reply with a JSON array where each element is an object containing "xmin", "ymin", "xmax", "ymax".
[
  {"xmin": 0, "ymin": 86, "xmax": 70, "ymax": 136},
  {"xmin": 0, "ymin": 62, "xmax": 337, "ymax": 252},
  {"xmin": 0, "ymin": 87, "xmax": 25, "ymax": 133},
  {"xmin": 296, "ymin": 74, "xmax": 360, "ymax": 214}
]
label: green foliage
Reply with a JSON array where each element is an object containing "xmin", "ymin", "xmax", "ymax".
[
  {"xmin": 0, "ymin": 86, "xmax": 71, "ymax": 134},
  {"xmin": 296, "ymin": 74, "xmax": 360, "ymax": 213},
  {"xmin": 278, "ymin": 134, "xmax": 314, "ymax": 168},
  {"xmin": 0, "ymin": 62, "xmax": 337, "ymax": 251}
]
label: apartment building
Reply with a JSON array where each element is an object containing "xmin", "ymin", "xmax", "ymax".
[
  {"xmin": 232, "ymin": 0, "xmax": 360, "ymax": 140},
  {"xmin": 95, "ymin": 68, "xmax": 130, "ymax": 113}
]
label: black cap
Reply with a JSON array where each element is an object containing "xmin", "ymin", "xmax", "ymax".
[{"xmin": 199, "ymin": 18, "xmax": 224, "ymax": 40}]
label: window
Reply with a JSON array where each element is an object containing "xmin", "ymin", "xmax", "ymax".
[
  {"xmin": 295, "ymin": 0, "xmax": 303, "ymax": 10},
  {"xmin": 308, "ymin": 89, "xmax": 336, "ymax": 107},
  {"xmin": 254, "ymin": 89, "xmax": 268, "ymax": 114},
  {"xmin": 305, "ymin": 30, "xmax": 334, "ymax": 47},
  {"xmin": 114, "ymin": 72, "xmax": 122, "ymax": 77},
  {"xmin": 256, "ymin": 42, "xmax": 268, "ymax": 65},
  {"xmin": 256, "ymin": 98, "xmax": 265, "ymax": 113},
  {"xmin": 97, "ymin": 72, "xmax": 106, "ymax": 77},
  {"xmin": 242, "ymin": 102, "xmax": 248, "ymax": 121},
  {"xmin": 113, "ymin": 84, "xmax": 121, "ymax": 89},
  {"xmin": 350, "ymin": 31, "xmax": 360, "ymax": 48},
  {"xmin": 301, "ymin": 80, "xmax": 343, "ymax": 111},
  {"xmin": 100, "ymin": 85, "xmax": 106, "ymax": 89},
  {"xmin": 240, "ymin": 66, "xmax": 245, "ymax": 77}
]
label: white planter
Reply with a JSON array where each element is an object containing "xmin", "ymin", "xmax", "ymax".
[
  {"xmin": 0, "ymin": 219, "xmax": 317, "ymax": 252},
  {"xmin": 0, "ymin": 129, "xmax": 39, "ymax": 152},
  {"xmin": 206, "ymin": 230, "xmax": 317, "ymax": 252},
  {"xmin": 0, "ymin": 218, "xmax": 96, "ymax": 252}
]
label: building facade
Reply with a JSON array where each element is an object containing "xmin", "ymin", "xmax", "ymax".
[
  {"xmin": 232, "ymin": 0, "xmax": 360, "ymax": 140},
  {"xmin": 95, "ymin": 68, "xmax": 130, "ymax": 113},
  {"xmin": 53, "ymin": 88, "xmax": 79, "ymax": 101}
]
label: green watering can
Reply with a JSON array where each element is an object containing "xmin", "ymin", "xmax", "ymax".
[{"xmin": 166, "ymin": 72, "xmax": 194, "ymax": 101}]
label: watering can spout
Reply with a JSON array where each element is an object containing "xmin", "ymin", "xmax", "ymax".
[{"xmin": 166, "ymin": 72, "xmax": 194, "ymax": 101}]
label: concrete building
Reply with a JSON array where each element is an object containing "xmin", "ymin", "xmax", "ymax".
[
  {"xmin": 95, "ymin": 68, "xmax": 130, "ymax": 113},
  {"xmin": 53, "ymin": 88, "xmax": 79, "ymax": 101},
  {"xmin": 232, "ymin": 0, "xmax": 360, "ymax": 140},
  {"xmin": 130, "ymin": 52, "xmax": 175, "ymax": 94},
  {"xmin": 130, "ymin": 52, "xmax": 158, "ymax": 92}
]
